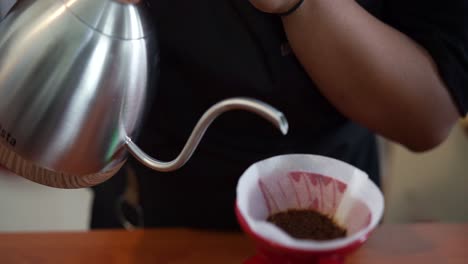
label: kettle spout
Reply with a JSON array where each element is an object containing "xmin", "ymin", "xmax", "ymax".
[{"xmin": 125, "ymin": 97, "xmax": 289, "ymax": 172}]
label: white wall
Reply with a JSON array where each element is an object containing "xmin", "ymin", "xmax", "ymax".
[
  {"xmin": 384, "ymin": 120, "xmax": 468, "ymax": 222},
  {"xmin": 0, "ymin": 170, "xmax": 92, "ymax": 232}
]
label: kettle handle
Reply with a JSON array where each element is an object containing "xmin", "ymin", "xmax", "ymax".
[{"xmin": 124, "ymin": 97, "xmax": 289, "ymax": 172}]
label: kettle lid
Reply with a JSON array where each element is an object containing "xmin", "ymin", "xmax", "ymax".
[{"xmin": 63, "ymin": 0, "xmax": 153, "ymax": 40}]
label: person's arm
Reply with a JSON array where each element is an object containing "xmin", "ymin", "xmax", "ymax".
[{"xmin": 251, "ymin": 0, "xmax": 459, "ymax": 152}]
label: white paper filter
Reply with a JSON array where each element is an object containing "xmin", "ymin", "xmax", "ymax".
[{"xmin": 236, "ymin": 154, "xmax": 384, "ymax": 251}]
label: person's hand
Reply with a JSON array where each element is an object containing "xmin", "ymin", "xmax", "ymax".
[{"xmin": 248, "ymin": 0, "xmax": 302, "ymax": 14}]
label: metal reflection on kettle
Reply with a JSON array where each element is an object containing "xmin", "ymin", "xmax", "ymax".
[{"xmin": 0, "ymin": 0, "xmax": 288, "ymax": 188}]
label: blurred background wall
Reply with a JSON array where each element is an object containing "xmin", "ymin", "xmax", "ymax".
[
  {"xmin": 383, "ymin": 119, "xmax": 468, "ymax": 222},
  {"xmin": 0, "ymin": 172, "xmax": 92, "ymax": 232}
]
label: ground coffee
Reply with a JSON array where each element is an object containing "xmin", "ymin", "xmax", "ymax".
[{"xmin": 267, "ymin": 209, "xmax": 347, "ymax": 240}]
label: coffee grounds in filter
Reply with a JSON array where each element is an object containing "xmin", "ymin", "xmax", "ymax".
[{"xmin": 267, "ymin": 209, "xmax": 347, "ymax": 240}]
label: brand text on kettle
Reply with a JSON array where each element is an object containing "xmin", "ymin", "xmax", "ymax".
[{"xmin": 0, "ymin": 123, "xmax": 16, "ymax": 147}]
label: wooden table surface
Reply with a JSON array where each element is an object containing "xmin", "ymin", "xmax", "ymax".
[{"xmin": 0, "ymin": 224, "xmax": 467, "ymax": 264}]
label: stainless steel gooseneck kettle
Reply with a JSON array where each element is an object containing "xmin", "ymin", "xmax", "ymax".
[{"xmin": 0, "ymin": 0, "xmax": 288, "ymax": 188}]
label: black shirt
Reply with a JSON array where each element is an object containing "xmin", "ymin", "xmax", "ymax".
[{"xmin": 91, "ymin": 0, "xmax": 468, "ymax": 229}]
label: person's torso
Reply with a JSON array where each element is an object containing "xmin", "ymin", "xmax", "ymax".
[
  {"xmin": 132, "ymin": 0, "xmax": 383, "ymax": 228},
  {"xmin": 139, "ymin": 0, "xmax": 383, "ymax": 164}
]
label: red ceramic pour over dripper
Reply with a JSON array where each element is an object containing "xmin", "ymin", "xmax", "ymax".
[{"xmin": 236, "ymin": 154, "xmax": 384, "ymax": 264}]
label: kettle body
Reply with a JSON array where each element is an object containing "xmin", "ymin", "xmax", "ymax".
[
  {"xmin": 0, "ymin": 0, "xmax": 288, "ymax": 188},
  {"xmin": 0, "ymin": 0, "xmax": 157, "ymax": 187}
]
